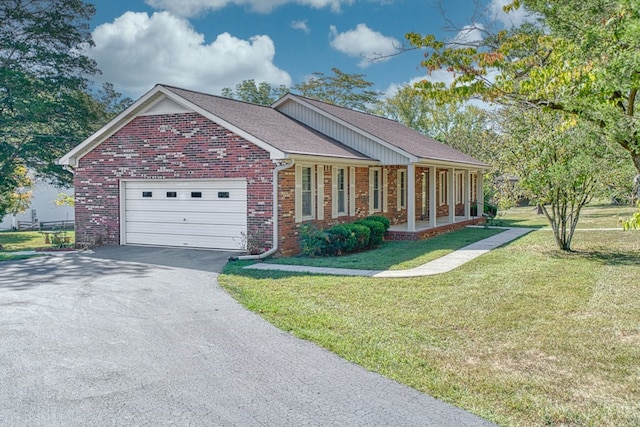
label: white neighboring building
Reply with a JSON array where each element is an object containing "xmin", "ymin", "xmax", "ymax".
[{"xmin": 0, "ymin": 180, "xmax": 74, "ymax": 230}]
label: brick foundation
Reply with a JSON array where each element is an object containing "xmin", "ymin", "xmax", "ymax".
[{"xmin": 385, "ymin": 218, "xmax": 487, "ymax": 241}]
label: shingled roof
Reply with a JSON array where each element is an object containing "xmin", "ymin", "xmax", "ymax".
[
  {"xmin": 281, "ymin": 95, "xmax": 488, "ymax": 167},
  {"xmin": 163, "ymin": 86, "xmax": 371, "ymax": 161},
  {"xmin": 60, "ymin": 84, "xmax": 488, "ymax": 168}
]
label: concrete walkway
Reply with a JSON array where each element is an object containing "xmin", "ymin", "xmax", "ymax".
[{"xmin": 246, "ymin": 227, "xmax": 535, "ymax": 278}]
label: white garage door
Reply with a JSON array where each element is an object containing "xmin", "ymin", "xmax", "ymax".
[{"xmin": 122, "ymin": 180, "xmax": 247, "ymax": 250}]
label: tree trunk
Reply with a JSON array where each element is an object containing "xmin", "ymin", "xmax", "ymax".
[{"xmin": 633, "ymin": 152, "xmax": 640, "ymax": 175}]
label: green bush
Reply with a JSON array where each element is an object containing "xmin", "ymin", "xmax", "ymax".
[
  {"xmin": 325, "ymin": 224, "xmax": 355, "ymax": 255},
  {"xmin": 365, "ymin": 215, "xmax": 390, "ymax": 231},
  {"xmin": 344, "ymin": 223, "xmax": 370, "ymax": 251},
  {"xmin": 355, "ymin": 219, "xmax": 385, "ymax": 247},
  {"xmin": 298, "ymin": 223, "xmax": 327, "ymax": 256}
]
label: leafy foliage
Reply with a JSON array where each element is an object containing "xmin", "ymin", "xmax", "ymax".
[
  {"xmin": 496, "ymin": 107, "xmax": 608, "ymax": 250},
  {"xmin": 0, "ymin": 1, "xmax": 132, "ymax": 212},
  {"xmin": 221, "ymin": 79, "xmax": 289, "ymax": 105},
  {"xmin": 0, "ymin": 165, "xmax": 32, "ymax": 218},
  {"xmin": 622, "ymin": 202, "xmax": 640, "ymax": 230},
  {"xmin": 293, "ymin": 67, "xmax": 382, "ymax": 113},
  {"xmin": 406, "ymin": 0, "xmax": 640, "ymax": 174},
  {"xmin": 297, "ymin": 217, "xmax": 391, "ymax": 257}
]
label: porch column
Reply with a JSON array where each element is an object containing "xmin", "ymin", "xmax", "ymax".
[
  {"xmin": 407, "ymin": 163, "xmax": 416, "ymax": 232},
  {"xmin": 429, "ymin": 166, "xmax": 436, "ymax": 228},
  {"xmin": 464, "ymin": 169, "xmax": 471, "ymax": 220},
  {"xmin": 477, "ymin": 171, "xmax": 484, "ymax": 218},
  {"xmin": 448, "ymin": 168, "xmax": 455, "ymax": 223}
]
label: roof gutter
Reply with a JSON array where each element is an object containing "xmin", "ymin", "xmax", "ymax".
[{"xmin": 230, "ymin": 159, "xmax": 295, "ymax": 261}]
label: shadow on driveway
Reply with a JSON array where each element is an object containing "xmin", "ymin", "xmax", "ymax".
[{"xmin": 0, "ymin": 245, "xmax": 236, "ymax": 291}]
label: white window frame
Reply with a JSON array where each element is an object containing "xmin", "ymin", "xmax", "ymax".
[
  {"xmin": 438, "ymin": 170, "xmax": 447, "ymax": 206},
  {"xmin": 421, "ymin": 171, "xmax": 428, "ymax": 216},
  {"xmin": 471, "ymin": 173, "xmax": 478, "ymax": 202},
  {"xmin": 397, "ymin": 169, "xmax": 407, "ymax": 210},
  {"xmin": 295, "ymin": 164, "xmax": 316, "ymax": 222},
  {"xmin": 369, "ymin": 167, "xmax": 382, "ymax": 213},
  {"xmin": 332, "ymin": 166, "xmax": 348, "ymax": 218},
  {"xmin": 456, "ymin": 171, "xmax": 464, "ymax": 204}
]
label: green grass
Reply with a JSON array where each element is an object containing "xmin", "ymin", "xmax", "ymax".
[
  {"xmin": 493, "ymin": 201, "xmax": 636, "ymax": 229},
  {"xmin": 266, "ymin": 227, "xmax": 505, "ymax": 270},
  {"xmin": 0, "ymin": 230, "xmax": 75, "ymax": 261},
  {"xmin": 219, "ymin": 203, "xmax": 640, "ymax": 427}
]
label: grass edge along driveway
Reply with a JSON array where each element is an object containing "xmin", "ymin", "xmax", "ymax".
[{"xmin": 220, "ymin": 210, "xmax": 640, "ymax": 426}]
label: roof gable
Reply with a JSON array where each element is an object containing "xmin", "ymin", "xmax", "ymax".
[{"xmin": 59, "ymin": 84, "xmax": 371, "ymax": 167}]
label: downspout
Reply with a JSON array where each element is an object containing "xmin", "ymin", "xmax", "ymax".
[{"xmin": 230, "ymin": 159, "xmax": 295, "ymax": 261}]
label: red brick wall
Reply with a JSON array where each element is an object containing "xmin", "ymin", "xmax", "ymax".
[
  {"xmin": 275, "ymin": 164, "xmax": 473, "ymax": 256},
  {"xmin": 74, "ymin": 112, "xmax": 274, "ymax": 248}
]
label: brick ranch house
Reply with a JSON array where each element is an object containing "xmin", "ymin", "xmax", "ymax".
[{"xmin": 58, "ymin": 84, "xmax": 488, "ymax": 256}]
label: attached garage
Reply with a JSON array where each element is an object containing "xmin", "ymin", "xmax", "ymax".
[{"xmin": 121, "ymin": 179, "xmax": 247, "ymax": 250}]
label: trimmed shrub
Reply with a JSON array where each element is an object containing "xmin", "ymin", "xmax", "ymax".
[
  {"xmin": 365, "ymin": 215, "xmax": 390, "ymax": 231},
  {"xmin": 344, "ymin": 223, "xmax": 370, "ymax": 251},
  {"xmin": 355, "ymin": 219, "xmax": 385, "ymax": 247},
  {"xmin": 298, "ymin": 223, "xmax": 327, "ymax": 256},
  {"xmin": 325, "ymin": 224, "xmax": 354, "ymax": 255}
]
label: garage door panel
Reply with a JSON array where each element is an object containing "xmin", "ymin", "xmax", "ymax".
[
  {"xmin": 124, "ymin": 199, "xmax": 247, "ymax": 213},
  {"xmin": 123, "ymin": 179, "xmax": 248, "ymax": 250},
  {"xmin": 126, "ymin": 222, "xmax": 247, "ymax": 236},
  {"xmin": 125, "ymin": 233, "xmax": 244, "ymax": 250},
  {"xmin": 125, "ymin": 211, "xmax": 246, "ymax": 225}
]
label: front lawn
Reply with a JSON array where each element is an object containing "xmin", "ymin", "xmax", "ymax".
[
  {"xmin": 219, "ymin": 204, "xmax": 640, "ymax": 426},
  {"xmin": 0, "ymin": 230, "xmax": 75, "ymax": 261},
  {"xmin": 266, "ymin": 227, "xmax": 505, "ymax": 270}
]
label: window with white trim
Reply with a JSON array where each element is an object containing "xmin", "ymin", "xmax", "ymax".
[
  {"xmin": 456, "ymin": 172, "xmax": 464, "ymax": 204},
  {"xmin": 302, "ymin": 166, "xmax": 313, "ymax": 218},
  {"xmin": 333, "ymin": 166, "xmax": 347, "ymax": 217},
  {"xmin": 370, "ymin": 167, "xmax": 381, "ymax": 212},
  {"xmin": 471, "ymin": 173, "xmax": 478, "ymax": 202},
  {"xmin": 397, "ymin": 169, "xmax": 406, "ymax": 210},
  {"xmin": 438, "ymin": 170, "xmax": 447, "ymax": 206},
  {"xmin": 295, "ymin": 165, "xmax": 316, "ymax": 222},
  {"xmin": 421, "ymin": 171, "xmax": 428, "ymax": 216}
]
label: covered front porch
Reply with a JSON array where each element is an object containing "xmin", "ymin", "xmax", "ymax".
[
  {"xmin": 386, "ymin": 215, "xmax": 486, "ymax": 241},
  {"xmin": 388, "ymin": 162, "xmax": 486, "ymax": 240}
]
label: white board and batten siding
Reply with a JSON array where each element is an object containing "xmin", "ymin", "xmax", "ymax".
[
  {"xmin": 121, "ymin": 180, "xmax": 247, "ymax": 250},
  {"xmin": 278, "ymin": 101, "xmax": 409, "ymax": 165}
]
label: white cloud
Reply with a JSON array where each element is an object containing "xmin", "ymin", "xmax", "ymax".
[
  {"xmin": 329, "ymin": 23, "xmax": 399, "ymax": 68},
  {"xmin": 488, "ymin": 0, "xmax": 540, "ymax": 28},
  {"xmin": 145, "ymin": 0, "xmax": 353, "ymax": 16},
  {"xmin": 88, "ymin": 11, "xmax": 291, "ymax": 97},
  {"xmin": 291, "ymin": 19, "xmax": 310, "ymax": 34},
  {"xmin": 383, "ymin": 71, "xmax": 454, "ymax": 98},
  {"xmin": 448, "ymin": 24, "xmax": 485, "ymax": 48}
]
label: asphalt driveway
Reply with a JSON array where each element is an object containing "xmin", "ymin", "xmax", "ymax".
[{"xmin": 0, "ymin": 246, "xmax": 495, "ymax": 426}]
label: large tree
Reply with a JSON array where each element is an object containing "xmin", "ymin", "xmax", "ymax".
[
  {"xmin": 221, "ymin": 79, "xmax": 289, "ymax": 106},
  {"xmin": 293, "ymin": 67, "xmax": 382, "ymax": 113},
  {"xmin": 407, "ymin": 0, "xmax": 640, "ymax": 175},
  {"xmin": 496, "ymin": 107, "xmax": 609, "ymax": 250},
  {"xmin": 0, "ymin": 0, "xmax": 101, "ymax": 216}
]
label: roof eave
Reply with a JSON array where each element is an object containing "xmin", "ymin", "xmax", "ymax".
[
  {"xmin": 284, "ymin": 152, "xmax": 378, "ymax": 165},
  {"xmin": 417, "ymin": 157, "xmax": 491, "ymax": 169}
]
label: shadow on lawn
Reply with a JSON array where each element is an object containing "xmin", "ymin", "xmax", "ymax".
[{"xmin": 570, "ymin": 250, "xmax": 640, "ymax": 266}]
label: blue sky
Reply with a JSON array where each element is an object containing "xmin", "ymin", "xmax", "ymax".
[{"xmin": 86, "ymin": 0, "xmax": 530, "ymax": 100}]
